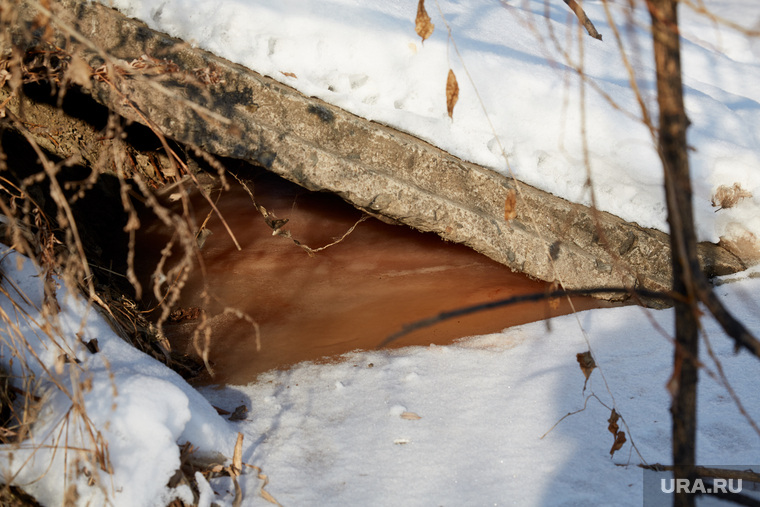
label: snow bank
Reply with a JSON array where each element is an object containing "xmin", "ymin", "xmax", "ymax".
[{"xmin": 0, "ymin": 249, "xmax": 240, "ymax": 505}]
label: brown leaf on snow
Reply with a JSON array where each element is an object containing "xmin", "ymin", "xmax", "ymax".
[
  {"xmin": 576, "ymin": 350, "xmax": 595, "ymax": 393},
  {"xmin": 607, "ymin": 409, "xmax": 620, "ymax": 435},
  {"xmin": 576, "ymin": 351, "xmax": 596, "ymax": 381},
  {"xmin": 415, "ymin": 0, "xmax": 435, "ymax": 43},
  {"xmin": 610, "ymin": 430, "xmax": 627, "ymax": 456},
  {"xmin": 401, "ymin": 411, "xmax": 422, "ymax": 420},
  {"xmin": 229, "ymin": 404, "xmax": 249, "ymax": 421},
  {"xmin": 607, "ymin": 409, "xmax": 626, "ymax": 456},
  {"xmin": 504, "ymin": 188, "xmax": 517, "ymax": 221},
  {"xmin": 712, "ymin": 182, "xmax": 752, "ymax": 210},
  {"xmin": 446, "ymin": 69, "xmax": 459, "ymax": 119}
]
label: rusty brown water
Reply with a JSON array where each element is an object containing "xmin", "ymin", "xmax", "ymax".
[{"xmin": 136, "ymin": 171, "xmax": 605, "ymax": 385}]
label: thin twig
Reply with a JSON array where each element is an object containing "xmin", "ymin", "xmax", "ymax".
[
  {"xmin": 563, "ymin": 0, "xmax": 603, "ymax": 40},
  {"xmin": 380, "ymin": 287, "xmax": 670, "ymax": 347}
]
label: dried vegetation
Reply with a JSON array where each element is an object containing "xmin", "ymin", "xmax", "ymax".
[{"xmin": 0, "ymin": 0, "xmax": 282, "ymax": 504}]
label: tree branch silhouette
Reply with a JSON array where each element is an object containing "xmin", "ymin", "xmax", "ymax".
[{"xmin": 380, "ymin": 287, "xmax": 670, "ymax": 348}]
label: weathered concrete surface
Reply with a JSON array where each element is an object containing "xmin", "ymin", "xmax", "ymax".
[{"xmin": 6, "ymin": 0, "xmax": 746, "ymax": 298}]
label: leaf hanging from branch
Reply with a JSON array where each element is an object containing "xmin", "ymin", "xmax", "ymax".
[
  {"xmin": 607, "ymin": 409, "xmax": 626, "ymax": 456},
  {"xmin": 576, "ymin": 351, "xmax": 596, "ymax": 380},
  {"xmin": 610, "ymin": 431, "xmax": 627, "ymax": 456},
  {"xmin": 576, "ymin": 350, "xmax": 596, "ymax": 393},
  {"xmin": 446, "ymin": 69, "xmax": 459, "ymax": 119},
  {"xmin": 415, "ymin": 0, "xmax": 434, "ymax": 43}
]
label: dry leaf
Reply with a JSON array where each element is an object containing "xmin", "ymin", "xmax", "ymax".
[
  {"xmin": 415, "ymin": 0, "xmax": 434, "ymax": 43},
  {"xmin": 607, "ymin": 409, "xmax": 620, "ymax": 435},
  {"xmin": 259, "ymin": 482, "xmax": 280, "ymax": 505},
  {"xmin": 504, "ymin": 188, "xmax": 517, "ymax": 221},
  {"xmin": 232, "ymin": 432, "xmax": 244, "ymax": 476},
  {"xmin": 82, "ymin": 338, "xmax": 99, "ymax": 354},
  {"xmin": 401, "ymin": 411, "xmax": 422, "ymax": 420},
  {"xmin": 576, "ymin": 351, "xmax": 596, "ymax": 380},
  {"xmin": 229, "ymin": 404, "xmax": 249, "ymax": 421},
  {"xmin": 246, "ymin": 464, "xmax": 281, "ymax": 505},
  {"xmin": 610, "ymin": 431, "xmax": 627, "ymax": 456},
  {"xmin": 607, "ymin": 409, "xmax": 626, "ymax": 456},
  {"xmin": 281, "ymin": 71, "xmax": 297, "ymax": 79},
  {"xmin": 712, "ymin": 182, "xmax": 752, "ymax": 210},
  {"xmin": 446, "ymin": 69, "xmax": 459, "ymax": 119}
]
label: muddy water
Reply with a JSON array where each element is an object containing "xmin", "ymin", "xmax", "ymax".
[{"xmin": 137, "ymin": 171, "xmax": 604, "ymax": 385}]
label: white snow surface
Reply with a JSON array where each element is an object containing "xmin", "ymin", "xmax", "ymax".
[
  {"xmin": 101, "ymin": 0, "xmax": 760, "ymax": 246},
  {"xmin": 2, "ymin": 1, "xmax": 760, "ymax": 505},
  {"xmin": 0, "ymin": 250, "xmax": 239, "ymax": 505}
]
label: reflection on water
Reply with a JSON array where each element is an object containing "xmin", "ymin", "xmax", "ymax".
[{"xmin": 136, "ymin": 171, "xmax": 604, "ymax": 385}]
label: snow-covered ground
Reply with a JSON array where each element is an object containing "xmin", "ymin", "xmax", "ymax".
[{"xmin": 1, "ymin": 0, "xmax": 760, "ymax": 505}]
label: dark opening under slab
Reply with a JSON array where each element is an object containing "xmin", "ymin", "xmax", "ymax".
[{"xmin": 135, "ymin": 170, "xmax": 608, "ymax": 385}]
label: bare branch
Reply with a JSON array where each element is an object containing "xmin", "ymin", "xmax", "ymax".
[
  {"xmin": 563, "ymin": 0, "xmax": 603, "ymax": 40},
  {"xmin": 380, "ymin": 287, "xmax": 670, "ymax": 348}
]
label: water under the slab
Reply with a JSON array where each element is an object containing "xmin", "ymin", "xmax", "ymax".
[{"xmin": 135, "ymin": 170, "xmax": 606, "ymax": 385}]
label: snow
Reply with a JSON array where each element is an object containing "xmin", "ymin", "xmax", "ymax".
[
  {"xmin": 1, "ymin": 0, "xmax": 760, "ymax": 505},
  {"xmin": 0, "ymin": 250, "xmax": 239, "ymax": 505}
]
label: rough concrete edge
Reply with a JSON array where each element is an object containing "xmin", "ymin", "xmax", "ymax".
[{"xmin": 9, "ymin": 0, "xmax": 747, "ymax": 299}]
